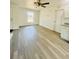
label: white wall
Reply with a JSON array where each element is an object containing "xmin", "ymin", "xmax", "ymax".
[
  {"xmin": 58, "ymin": 0, "xmax": 69, "ymax": 24},
  {"xmin": 39, "ymin": 0, "xmax": 58, "ymax": 30},
  {"xmin": 39, "ymin": 8, "xmax": 56, "ymax": 30},
  {"xmin": 10, "ymin": 4, "xmax": 40, "ymax": 29},
  {"xmin": 39, "ymin": 0, "xmax": 69, "ymax": 31}
]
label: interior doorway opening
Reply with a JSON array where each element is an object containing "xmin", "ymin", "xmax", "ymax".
[{"xmin": 27, "ymin": 11, "xmax": 34, "ymax": 24}]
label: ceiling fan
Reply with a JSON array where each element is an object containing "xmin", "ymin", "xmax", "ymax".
[{"xmin": 34, "ymin": 0, "xmax": 50, "ymax": 8}]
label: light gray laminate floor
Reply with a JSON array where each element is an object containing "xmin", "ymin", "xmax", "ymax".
[{"xmin": 10, "ymin": 25, "xmax": 69, "ymax": 59}]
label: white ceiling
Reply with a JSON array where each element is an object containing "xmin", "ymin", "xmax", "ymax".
[
  {"xmin": 11, "ymin": 0, "xmax": 68, "ymax": 10},
  {"xmin": 11, "ymin": 0, "xmax": 40, "ymax": 10}
]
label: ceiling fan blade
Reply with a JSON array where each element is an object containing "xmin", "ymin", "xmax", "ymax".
[
  {"xmin": 41, "ymin": 5, "xmax": 46, "ymax": 8},
  {"xmin": 41, "ymin": 2, "xmax": 49, "ymax": 5},
  {"xmin": 38, "ymin": 0, "xmax": 40, "ymax": 2}
]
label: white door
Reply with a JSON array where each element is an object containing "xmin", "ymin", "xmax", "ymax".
[{"xmin": 54, "ymin": 9, "xmax": 64, "ymax": 33}]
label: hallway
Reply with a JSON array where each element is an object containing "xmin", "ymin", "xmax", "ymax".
[{"xmin": 10, "ymin": 25, "xmax": 69, "ymax": 59}]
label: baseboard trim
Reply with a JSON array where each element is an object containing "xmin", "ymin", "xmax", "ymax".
[
  {"xmin": 19, "ymin": 24, "xmax": 39, "ymax": 28},
  {"xmin": 10, "ymin": 29, "xmax": 19, "ymax": 33},
  {"xmin": 61, "ymin": 38, "xmax": 69, "ymax": 43},
  {"xmin": 10, "ymin": 29, "xmax": 14, "ymax": 33}
]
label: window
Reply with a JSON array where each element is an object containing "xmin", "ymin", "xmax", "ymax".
[{"xmin": 27, "ymin": 11, "xmax": 34, "ymax": 23}]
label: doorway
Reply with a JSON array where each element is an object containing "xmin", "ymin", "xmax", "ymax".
[
  {"xmin": 27, "ymin": 11, "xmax": 34, "ymax": 25},
  {"xmin": 54, "ymin": 9, "xmax": 64, "ymax": 33}
]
